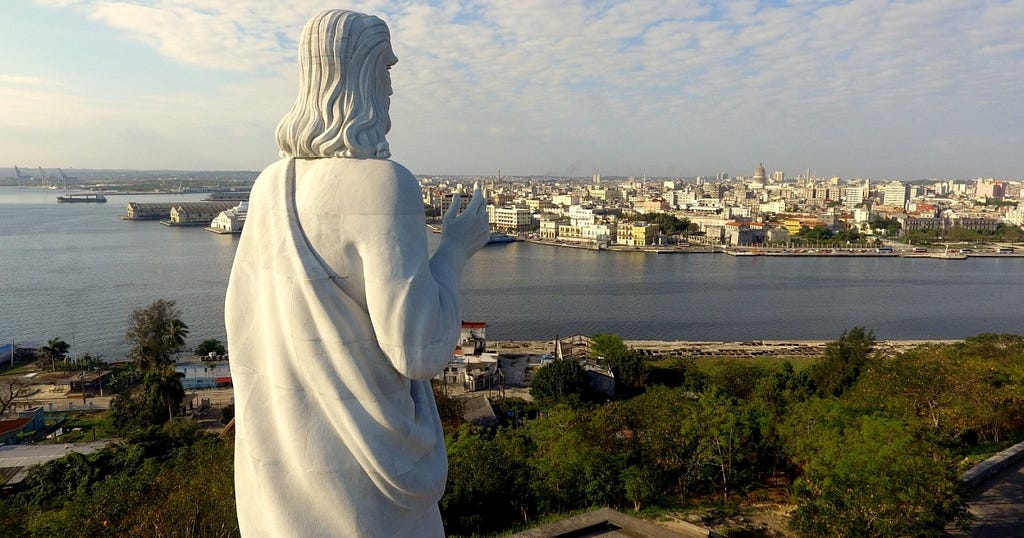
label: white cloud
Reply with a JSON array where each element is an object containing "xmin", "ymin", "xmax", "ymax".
[{"xmin": 14, "ymin": 0, "xmax": 1024, "ymax": 178}]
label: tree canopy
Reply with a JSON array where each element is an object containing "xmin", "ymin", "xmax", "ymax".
[
  {"xmin": 810, "ymin": 326, "xmax": 874, "ymax": 397},
  {"xmin": 36, "ymin": 337, "xmax": 70, "ymax": 371},
  {"xmin": 194, "ymin": 339, "xmax": 226, "ymax": 357},
  {"xmin": 8, "ymin": 328, "xmax": 1021, "ymax": 536},
  {"xmin": 109, "ymin": 365, "xmax": 185, "ymax": 432},
  {"xmin": 590, "ymin": 333, "xmax": 649, "ymax": 392},
  {"xmin": 529, "ymin": 359, "xmax": 589, "ymax": 402},
  {"xmin": 124, "ymin": 299, "xmax": 189, "ymax": 369},
  {"xmin": 634, "ymin": 212, "xmax": 691, "ymax": 235}
]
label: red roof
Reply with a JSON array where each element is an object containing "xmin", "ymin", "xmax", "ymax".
[
  {"xmin": 0, "ymin": 418, "xmax": 32, "ymax": 435},
  {"xmin": 461, "ymin": 321, "xmax": 486, "ymax": 328}
]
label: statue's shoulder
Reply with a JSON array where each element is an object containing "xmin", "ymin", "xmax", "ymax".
[
  {"xmin": 312, "ymin": 158, "xmax": 421, "ymax": 213},
  {"xmin": 352, "ymin": 158, "xmax": 415, "ymax": 184}
]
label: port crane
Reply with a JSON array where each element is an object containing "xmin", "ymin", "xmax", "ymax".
[
  {"xmin": 57, "ymin": 168, "xmax": 76, "ymax": 189},
  {"xmin": 37, "ymin": 166, "xmax": 52, "ymax": 188}
]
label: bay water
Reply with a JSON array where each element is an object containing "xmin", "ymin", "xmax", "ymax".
[{"xmin": 1, "ymin": 186, "xmax": 1021, "ymax": 361}]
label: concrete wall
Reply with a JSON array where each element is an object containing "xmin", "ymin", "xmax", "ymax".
[{"xmin": 962, "ymin": 440, "xmax": 1024, "ymax": 489}]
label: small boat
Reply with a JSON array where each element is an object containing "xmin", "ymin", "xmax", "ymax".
[
  {"xmin": 57, "ymin": 193, "xmax": 107, "ymax": 203},
  {"xmin": 487, "ymin": 232, "xmax": 520, "ymax": 244}
]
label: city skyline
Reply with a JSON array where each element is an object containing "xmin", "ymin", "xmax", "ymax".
[{"xmin": 1, "ymin": 1, "xmax": 1022, "ymax": 179}]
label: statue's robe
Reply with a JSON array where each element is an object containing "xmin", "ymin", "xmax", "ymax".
[{"xmin": 227, "ymin": 157, "xmax": 460, "ymax": 537}]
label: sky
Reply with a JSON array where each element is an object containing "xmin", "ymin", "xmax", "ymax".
[{"xmin": 0, "ymin": 1, "xmax": 1022, "ymax": 179}]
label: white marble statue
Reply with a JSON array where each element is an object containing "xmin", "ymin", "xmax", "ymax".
[{"xmin": 226, "ymin": 9, "xmax": 489, "ymax": 537}]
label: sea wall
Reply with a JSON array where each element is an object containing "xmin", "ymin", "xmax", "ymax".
[{"xmin": 962, "ymin": 440, "xmax": 1024, "ymax": 489}]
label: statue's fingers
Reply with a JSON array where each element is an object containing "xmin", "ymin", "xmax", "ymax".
[
  {"xmin": 465, "ymin": 188, "xmax": 485, "ymax": 216},
  {"xmin": 444, "ymin": 193, "xmax": 462, "ymax": 223}
]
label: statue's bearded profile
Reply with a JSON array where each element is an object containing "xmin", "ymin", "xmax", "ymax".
[{"xmin": 226, "ymin": 9, "xmax": 489, "ymax": 537}]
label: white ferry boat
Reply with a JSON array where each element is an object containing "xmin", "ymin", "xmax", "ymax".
[{"xmin": 206, "ymin": 201, "xmax": 248, "ymax": 234}]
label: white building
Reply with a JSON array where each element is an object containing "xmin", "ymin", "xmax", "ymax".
[
  {"xmin": 208, "ymin": 201, "xmax": 248, "ymax": 234},
  {"xmin": 844, "ymin": 185, "xmax": 865, "ymax": 207},
  {"xmin": 759, "ymin": 200, "xmax": 787, "ymax": 214},
  {"xmin": 883, "ymin": 181, "xmax": 908, "ymax": 208},
  {"xmin": 551, "ymin": 194, "xmax": 580, "ymax": 207},
  {"xmin": 491, "ymin": 206, "xmax": 532, "ymax": 232},
  {"xmin": 568, "ymin": 205, "xmax": 597, "ymax": 226},
  {"xmin": 1004, "ymin": 207, "xmax": 1024, "ymax": 228}
]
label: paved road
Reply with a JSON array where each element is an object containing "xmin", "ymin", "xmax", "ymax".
[
  {"xmin": 955, "ymin": 457, "xmax": 1024, "ymax": 537},
  {"xmin": 0, "ymin": 441, "xmax": 110, "ymax": 484}
]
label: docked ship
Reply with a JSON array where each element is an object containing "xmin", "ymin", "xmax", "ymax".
[
  {"xmin": 426, "ymin": 225, "xmax": 519, "ymax": 244},
  {"xmin": 57, "ymin": 193, "xmax": 107, "ymax": 203},
  {"xmin": 206, "ymin": 201, "xmax": 248, "ymax": 234},
  {"xmin": 487, "ymin": 232, "xmax": 520, "ymax": 244}
]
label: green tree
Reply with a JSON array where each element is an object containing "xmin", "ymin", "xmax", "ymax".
[
  {"xmin": 635, "ymin": 212, "xmax": 691, "ymax": 235},
  {"xmin": 870, "ymin": 217, "xmax": 901, "ymax": 237},
  {"xmin": 442, "ymin": 425, "xmax": 534, "ymax": 534},
  {"xmin": 811, "ymin": 327, "xmax": 875, "ymax": 397},
  {"xmin": 528, "ymin": 405, "xmax": 625, "ymax": 512},
  {"xmin": 797, "ymin": 225, "xmax": 833, "ymax": 242},
  {"xmin": 590, "ymin": 333, "xmax": 649, "ymax": 393},
  {"xmin": 125, "ymin": 299, "xmax": 189, "ymax": 370},
  {"xmin": 12, "ymin": 429, "xmax": 237, "ymax": 537},
  {"xmin": 109, "ymin": 365, "xmax": 185, "ymax": 432},
  {"xmin": 146, "ymin": 366, "xmax": 186, "ymax": 422},
  {"xmin": 624, "ymin": 386, "xmax": 700, "ymax": 496},
  {"xmin": 850, "ymin": 336, "xmax": 1024, "ymax": 444},
  {"xmin": 647, "ymin": 355, "xmax": 707, "ymax": 391},
  {"xmin": 683, "ymin": 388, "xmax": 759, "ymax": 501},
  {"xmin": 709, "ymin": 360, "xmax": 771, "ymax": 400},
  {"xmin": 36, "ymin": 337, "xmax": 70, "ymax": 371},
  {"xmin": 621, "ymin": 465, "xmax": 660, "ymax": 511},
  {"xmin": 789, "ymin": 414, "xmax": 971, "ymax": 537},
  {"xmin": 590, "ymin": 333, "xmax": 629, "ymax": 359},
  {"xmin": 530, "ymin": 359, "xmax": 589, "ymax": 402},
  {"xmin": 56, "ymin": 352, "xmax": 105, "ymax": 373},
  {"xmin": 431, "ymin": 380, "xmax": 466, "ymax": 435},
  {"xmin": 194, "ymin": 338, "xmax": 226, "ymax": 357}
]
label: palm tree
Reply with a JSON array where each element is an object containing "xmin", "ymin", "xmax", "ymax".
[
  {"xmin": 144, "ymin": 365, "xmax": 186, "ymax": 423},
  {"xmin": 37, "ymin": 337, "xmax": 69, "ymax": 372},
  {"xmin": 125, "ymin": 299, "xmax": 190, "ymax": 370},
  {"xmin": 164, "ymin": 319, "xmax": 190, "ymax": 360}
]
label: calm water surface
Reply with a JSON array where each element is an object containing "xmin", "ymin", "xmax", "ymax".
[{"xmin": 1, "ymin": 187, "xmax": 1021, "ymax": 360}]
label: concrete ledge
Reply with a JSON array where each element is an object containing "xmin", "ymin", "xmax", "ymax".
[
  {"xmin": 511, "ymin": 507, "xmax": 717, "ymax": 538},
  {"xmin": 962, "ymin": 440, "xmax": 1024, "ymax": 489}
]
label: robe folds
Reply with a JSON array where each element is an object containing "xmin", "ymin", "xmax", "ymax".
[{"xmin": 227, "ymin": 157, "xmax": 461, "ymax": 537}]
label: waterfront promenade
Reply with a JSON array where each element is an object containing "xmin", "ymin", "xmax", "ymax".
[
  {"xmin": 957, "ymin": 456, "xmax": 1024, "ymax": 537},
  {"xmin": 489, "ymin": 338, "xmax": 960, "ymax": 358},
  {"xmin": 523, "ymin": 237, "xmax": 1024, "ymax": 258}
]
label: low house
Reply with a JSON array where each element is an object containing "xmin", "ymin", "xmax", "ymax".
[
  {"xmin": 175, "ymin": 361, "xmax": 232, "ymax": 390},
  {"xmin": 33, "ymin": 371, "xmax": 113, "ymax": 398},
  {"xmin": 439, "ymin": 321, "xmax": 503, "ymax": 392},
  {"xmin": 0, "ymin": 407, "xmax": 45, "ymax": 445}
]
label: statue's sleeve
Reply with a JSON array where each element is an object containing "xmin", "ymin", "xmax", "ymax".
[{"xmin": 355, "ymin": 176, "xmax": 462, "ymax": 380}]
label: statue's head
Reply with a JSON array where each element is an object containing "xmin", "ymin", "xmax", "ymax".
[{"xmin": 276, "ymin": 10, "xmax": 397, "ymax": 159}]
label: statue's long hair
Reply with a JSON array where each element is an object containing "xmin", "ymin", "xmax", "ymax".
[{"xmin": 276, "ymin": 10, "xmax": 393, "ymax": 159}]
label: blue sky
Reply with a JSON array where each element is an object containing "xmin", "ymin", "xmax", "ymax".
[{"xmin": 1, "ymin": 0, "xmax": 1022, "ymax": 180}]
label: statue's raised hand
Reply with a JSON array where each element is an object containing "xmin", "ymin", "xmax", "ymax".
[{"xmin": 440, "ymin": 183, "xmax": 490, "ymax": 260}]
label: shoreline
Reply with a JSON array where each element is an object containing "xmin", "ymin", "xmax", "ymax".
[{"xmin": 488, "ymin": 338, "xmax": 962, "ymax": 358}]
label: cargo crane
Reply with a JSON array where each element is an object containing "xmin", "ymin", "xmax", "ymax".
[
  {"xmin": 13, "ymin": 165, "xmax": 36, "ymax": 185},
  {"xmin": 37, "ymin": 166, "xmax": 53, "ymax": 188},
  {"xmin": 57, "ymin": 168, "xmax": 75, "ymax": 189}
]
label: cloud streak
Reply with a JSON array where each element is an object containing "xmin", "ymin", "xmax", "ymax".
[{"xmin": 11, "ymin": 0, "xmax": 1024, "ymax": 179}]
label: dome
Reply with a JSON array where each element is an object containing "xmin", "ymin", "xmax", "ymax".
[{"xmin": 754, "ymin": 162, "xmax": 766, "ymax": 180}]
